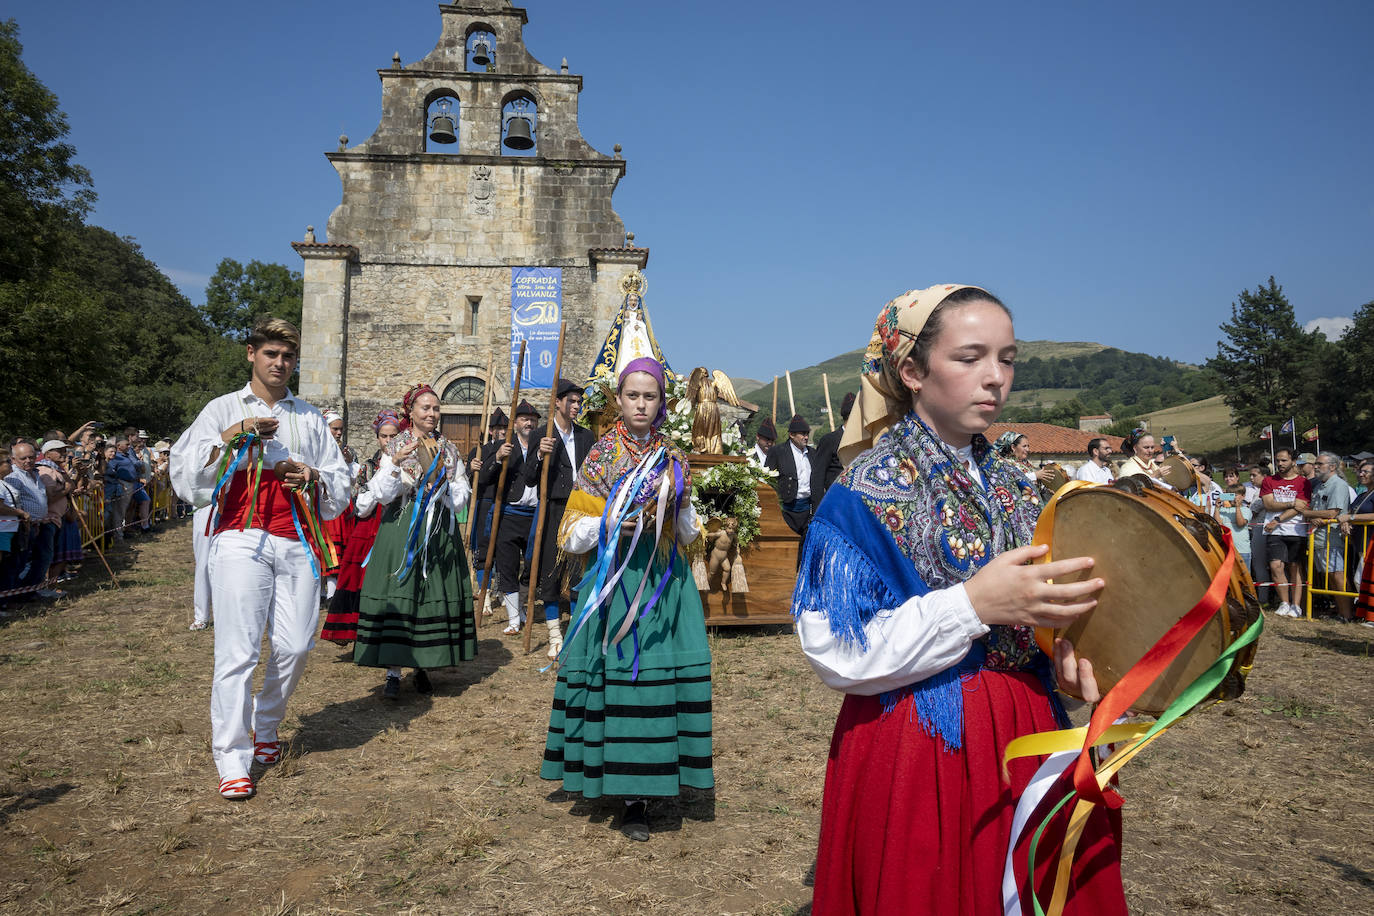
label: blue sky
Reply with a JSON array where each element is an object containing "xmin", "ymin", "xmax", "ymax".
[{"xmin": 13, "ymin": 0, "xmax": 1373, "ymax": 381}]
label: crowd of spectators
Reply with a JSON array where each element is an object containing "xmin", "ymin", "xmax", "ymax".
[{"xmin": 0, "ymin": 422, "xmax": 179, "ymax": 617}]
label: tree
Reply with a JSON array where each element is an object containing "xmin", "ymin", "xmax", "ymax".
[
  {"xmin": 0, "ymin": 19, "xmax": 94, "ymax": 281},
  {"xmin": 1206, "ymin": 278, "xmax": 1315, "ymax": 436},
  {"xmin": 203, "ymin": 259, "xmax": 303, "ymax": 339}
]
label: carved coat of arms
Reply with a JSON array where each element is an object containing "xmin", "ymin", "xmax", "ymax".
[{"xmin": 470, "ymin": 166, "xmax": 493, "ymax": 215}]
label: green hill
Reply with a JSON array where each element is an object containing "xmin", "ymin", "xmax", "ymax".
[
  {"xmin": 1141, "ymin": 396, "xmax": 1238, "ymax": 457},
  {"xmin": 736, "ymin": 341, "xmax": 1218, "ymax": 437}
]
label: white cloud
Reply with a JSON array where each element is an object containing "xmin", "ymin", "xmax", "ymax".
[{"xmin": 1305, "ymin": 316, "xmax": 1353, "ymax": 341}]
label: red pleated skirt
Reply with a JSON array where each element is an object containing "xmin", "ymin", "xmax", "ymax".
[
  {"xmin": 320, "ymin": 509, "xmax": 383, "ymax": 643},
  {"xmin": 811, "ymin": 669, "xmax": 1127, "ymax": 916}
]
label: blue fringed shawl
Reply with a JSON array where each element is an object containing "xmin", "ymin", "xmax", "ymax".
[{"xmin": 792, "ymin": 412, "xmax": 1059, "ymax": 750}]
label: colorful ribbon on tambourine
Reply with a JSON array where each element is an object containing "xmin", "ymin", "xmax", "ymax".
[
  {"xmin": 559, "ymin": 447, "xmax": 689, "ymax": 680},
  {"xmin": 392, "ymin": 447, "xmax": 448, "ymax": 584},
  {"xmin": 1000, "ymin": 524, "xmax": 1263, "ymax": 916},
  {"xmin": 206, "ymin": 432, "xmax": 265, "ymax": 534}
]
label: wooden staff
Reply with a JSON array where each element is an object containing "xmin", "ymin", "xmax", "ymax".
[
  {"xmin": 771, "ymin": 376, "xmax": 777, "ymax": 424},
  {"xmin": 822, "ymin": 372, "xmax": 835, "ymax": 432},
  {"xmin": 785, "ymin": 370, "xmax": 796, "ymax": 418},
  {"xmin": 524, "ymin": 323, "xmax": 568, "ymax": 653},
  {"xmin": 474, "ymin": 339, "xmax": 526, "ymax": 635},
  {"xmin": 463, "ymin": 351, "xmax": 497, "ymax": 545}
]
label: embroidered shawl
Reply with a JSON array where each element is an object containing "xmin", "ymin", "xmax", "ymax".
[
  {"xmin": 793, "ymin": 411, "xmax": 1058, "ymax": 749},
  {"xmin": 384, "ymin": 428, "xmax": 462, "ymax": 583},
  {"xmin": 387, "ymin": 428, "xmax": 461, "ymax": 495}
]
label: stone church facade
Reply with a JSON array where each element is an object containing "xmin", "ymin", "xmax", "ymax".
[{"xmin": 292, "ymin": 1, "xmax": 647, "ymax": 453}]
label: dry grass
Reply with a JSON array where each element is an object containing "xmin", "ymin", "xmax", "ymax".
[{"xmin": 1, "ymin": 520, "xmax": 1371, "ymax": 914}]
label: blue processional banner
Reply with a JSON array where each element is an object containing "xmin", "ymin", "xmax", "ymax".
[{"xmin": 510, "ymin": 267, "xmax": 562, "ymax": 389}]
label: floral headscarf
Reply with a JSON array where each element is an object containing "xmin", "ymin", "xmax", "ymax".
[{"xmin": 838, "ymin": 284, "xmax": 990, "ymax": 465}]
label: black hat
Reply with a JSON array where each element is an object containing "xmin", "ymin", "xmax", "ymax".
[
  {"xmin": 489, "ymin": 407, "xmax": 508, "ymax": 427},
  {"xmin": 788, "ymin": 414, "xmax": 810, "ymax": 435},
  {"xmin": 757, "ymin": 418, "xmax": 777, "ymax": 440},
  {"xmin": 515, "ymin": 399, "xmax": 539, "ymax": 418},
  {"xmin": 840, "ymin": 392, "xmax": 855, "ymax": 420},
  {"xmin": 556, "ymin": 378, "xmax": 581, "ymax": 399}
]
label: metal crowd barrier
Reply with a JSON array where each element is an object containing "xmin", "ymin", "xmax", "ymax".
[
  {"xmin": 1303, "ymin": 518, "xmax": 1370, "ymax": 620},
  {"xmin": 73, "ymin": 488, "xmax": 106, "ymax": 549}
]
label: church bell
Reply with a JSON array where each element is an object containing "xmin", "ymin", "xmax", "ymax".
[
  {"xmin": 429, "ymin": 114, "xmax": 457, "ymax": 144},
  {"xmin": 503, "ymin": 116, "xmax": 534, "ymax": 150},
  {"xmin": 429, "ymin": 98, "xmax": 457, "ymax": 144},
  {"xmin": 470, "ymin": 40, "xmax": 492, "ymax": 67}
]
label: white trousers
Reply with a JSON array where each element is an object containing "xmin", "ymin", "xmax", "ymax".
[
  {"xmin": 192, "ymin": 506, "xmax": 212, "ymax": 625},
  {"xmin": 209, "ymin": 529, "xmax": 320, "ymax": 780}
]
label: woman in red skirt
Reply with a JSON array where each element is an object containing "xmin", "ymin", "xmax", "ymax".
[
  {"xmin": 793, "ymin": 285, "xmax": 1128, "ymax": 915},
  {"xmin": 321, "ymin": 409, "xmax": 401, "ymax": 644}
]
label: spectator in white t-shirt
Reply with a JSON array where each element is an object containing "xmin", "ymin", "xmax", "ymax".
[{"xmin": 1074, "ymin": 437, "xmax": 1115, "ymax": 484}]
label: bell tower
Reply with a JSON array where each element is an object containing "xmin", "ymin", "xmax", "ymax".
[{"xmin": 293, "ymin": 1, "xmax": 648, "ymax": 452}]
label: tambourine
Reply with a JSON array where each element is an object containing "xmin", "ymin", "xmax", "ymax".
[
  {"xmin": 1038, "ymin": 463, "xmax": 1072, "ymax": 502},
  {"xmin": 1031, "ymin": 477, "xmax": 1260, "ymax": 714}
]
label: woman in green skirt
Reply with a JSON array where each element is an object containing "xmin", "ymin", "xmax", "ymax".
[
  {"xmin": 541, "ymin": 357, "xmax": 713, "ymax": 841},
  {"xmin": 354, "ymin": 384, "xmax": 476, "ymax": 699}
]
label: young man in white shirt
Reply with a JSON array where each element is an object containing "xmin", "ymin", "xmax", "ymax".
[
  {"xmin": 170, "ymin": 318, "xmax": 350, "ymax": 800},
  {"xmin": 1074, "ymin": 437, "xmax": 1115, "ymax": 484}
]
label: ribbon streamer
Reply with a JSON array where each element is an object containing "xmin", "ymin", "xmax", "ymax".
[
  {"xmin": 559, "ymin": 447, "xmax": 688, "ymax": 680},
  {"xmin": 392, "ymin": 447, "xmax": 447, "ymax": 584},
  {"xmin": 1000, "ymin": 526, "xmax": 1264, "ymax": 916}
]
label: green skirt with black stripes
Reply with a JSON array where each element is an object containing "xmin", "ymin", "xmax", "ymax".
[
  {"xmin": 541, "ymin": 537, "xmax": 714, "ymax": 798},
  {"xmin": 353, "ymin": 498, "xmax": 476, "ymax": 669}
]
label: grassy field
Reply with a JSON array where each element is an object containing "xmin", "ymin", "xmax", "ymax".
[
  {"xmin": 1141, "ymin": 395, "xmax": 1240, "ymax": 458},
  {"xmin": 3, "ymin": 521, "xmax": 1373, "ymax": 914}
]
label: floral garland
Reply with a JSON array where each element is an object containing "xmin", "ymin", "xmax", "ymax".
[{"xmin": 692, "ymin": 459, "xmax": 772, "ymax": 547}]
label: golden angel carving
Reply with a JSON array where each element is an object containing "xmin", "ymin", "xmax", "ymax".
[{"xmin": 684, "ymin": 367, "xmax": 742, "ymax": 455}]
